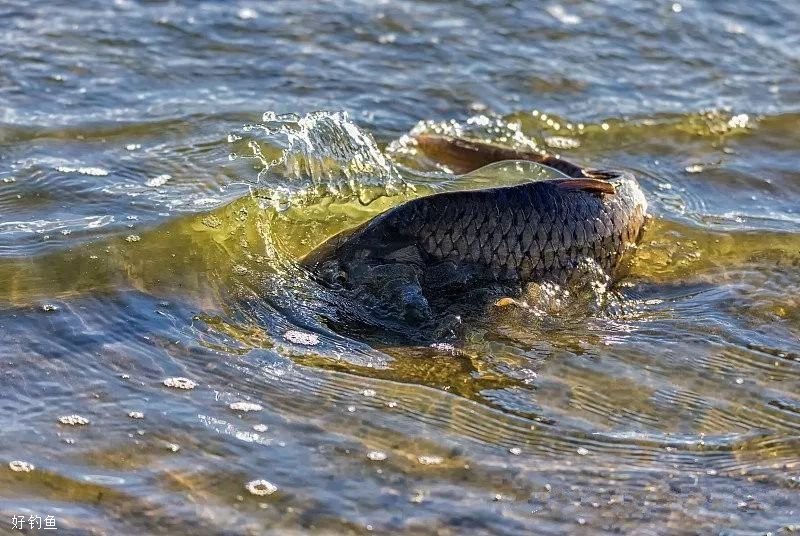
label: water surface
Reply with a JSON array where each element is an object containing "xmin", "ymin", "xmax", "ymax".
[{"xmin": 1, "ymin": 1, "xmax": 799, "ymax": 533}]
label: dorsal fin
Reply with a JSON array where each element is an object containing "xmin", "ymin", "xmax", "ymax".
[{"xmin": 550, "ymin": 178, "xmax": 616, "ymax": 196}]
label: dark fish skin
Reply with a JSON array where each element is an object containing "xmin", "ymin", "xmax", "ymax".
[{"xmin": 302, "ymin": 135, "xmax": 648, "ymax": 329}]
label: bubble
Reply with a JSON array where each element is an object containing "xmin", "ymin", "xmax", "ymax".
[
  {"xmin": 284, "ymin": 330, "xmax": 320, "ymax": 346},
  {"xmin": 685, "ymin": 164, "xmax": 704, "ymax": 174},
  {"xmin": 58, "ymin": 415, "xmax": 90, "ymax": 426},
  {"xmin": 201, "ymin": 215, "xmax": 222, "ymax": 229},
  {"xmin": 367, "ymin": 451, "xmax": 388, "ymax": 461},
  {"xmin": 509, "ymin": 447, "xmax": 522, "ymax": 455},
  {"xmin": 237, "ymin": 7, "xmax": 258, "ymax": 20},
  {"xmin": 253, "ymin": 424, "xmax": 268, "ymax": 432},
  {"xmin": 576, "ymin": 447, "xmax": 589, "ymax": 456},
  {"xmin": 246, "ymin": 479, "xmax": 278, "ymax": 496},
  {"xmin": 145, "ymin": 174, "xmax": 171, "ymax": 187},
  {"xmin": 128, "ymin": 411, "xmax": 144, "ymax": 419},
  {"xmin": 232, "ymin": 265, "xmax": 249, "ymax": 275},
  {"xmin": 56, "ymin": 166, "xmax": 109, "ymax": 176},
  {"xmin": 41, "ymin": 304, "xmax": 59, "ymax": 312},
  {"xmin": 8, "ymin": 460, "xmax": 34, "ymax": 472},
  {"xmin": 125, "ymin": 235, "xmax": 141, "ymax": 243},
  {"xmin": 417, "ymin": 455, "xmax": 444, "ymax": 465},
  {"xmin": 546, "ymin": 4, "xmax": 581, "ymax": 25},
  {"xmin": 230, "ymin": 402, "xmax": 263, "ymax": 412},
  {"xmin": 361, "ymin": 389, "xmax": 376, "ymax": 397},
  {"xmin": 163, "ymin": 377, "xmax": 197, "ymax": 390}
]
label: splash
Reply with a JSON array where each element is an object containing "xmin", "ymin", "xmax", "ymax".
[
  {"xmin": 487, "ymin": 257, "xmax": 629, "ymax": 337},
  {"xmin": 229, "ymin": 111, "xmax": 407, "ymax": 208}
]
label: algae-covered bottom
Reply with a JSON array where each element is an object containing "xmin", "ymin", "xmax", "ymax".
[{"xmin": 1, "ymin": 0, "xmax": 799, "ymax": 533}]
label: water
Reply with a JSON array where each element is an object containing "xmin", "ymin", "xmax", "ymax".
[{"xmin": 1, "ymin": 0, "xmax": 799, "ymax": 533}]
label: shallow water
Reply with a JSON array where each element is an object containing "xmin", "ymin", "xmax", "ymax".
[{"xmin": 1, "ymin": 0, "xmax": 799, "ymax": 534}]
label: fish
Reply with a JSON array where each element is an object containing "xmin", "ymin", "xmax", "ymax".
[{"xmin": 302, "ymin": 134, "xmax": 647, "ymax": 335}]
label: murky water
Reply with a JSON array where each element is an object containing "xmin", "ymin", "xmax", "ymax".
[{"xmin": 1, "ymin": 1, "xmax": 799, "ymax": 533}]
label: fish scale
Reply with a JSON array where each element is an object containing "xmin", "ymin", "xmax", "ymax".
[{"xmin": 303, "ymin": 150, "xmax": 648, "ymax": 324}]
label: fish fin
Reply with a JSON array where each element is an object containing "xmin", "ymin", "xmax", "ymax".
[
  {"xmin": 495, "ymin": 297, "xmax": 523, "ymax": 308},
  {"xmin": 384, "ymin": 245, "xmax": 424, "ymax": 265},
  {"xmin": 414, "ymin": 134, "xmax": 586, "ymax": 177},
  {"xmin": 551, "ymin": 178, "xmax": 616, "ymax": 196}
]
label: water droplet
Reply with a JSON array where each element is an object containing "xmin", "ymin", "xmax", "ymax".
[
  {"xmin": 545, "ymin": 136, "xmax": 580, "ymax": 149},
  {"xmin": 727, "ymin": 114, "xmax": 749, "ymax": 129}
]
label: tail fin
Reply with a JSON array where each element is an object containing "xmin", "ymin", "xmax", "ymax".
[{"xmin": 414, "ymin": 133, "xmax": 586, "ymax": 177}]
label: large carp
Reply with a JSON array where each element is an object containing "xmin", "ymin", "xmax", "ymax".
[{"xmin": 302, "ymin": 134, "xmax": 647, "ymax": 335}]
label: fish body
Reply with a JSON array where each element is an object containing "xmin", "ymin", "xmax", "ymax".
[{"xmin": 302, "ymin": 135, "xmax": 648, "ymax": 333}]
